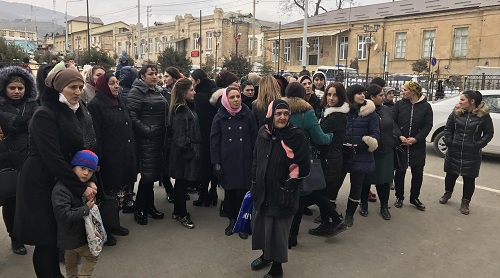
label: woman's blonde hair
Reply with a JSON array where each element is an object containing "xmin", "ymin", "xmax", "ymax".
[
  {"xmin": 253, "ymin": 75, "xmax": 281, "ymax": 111},
  {"xmin": 168, "ymin": 78, "xmax": 192, "ymax": 125}
]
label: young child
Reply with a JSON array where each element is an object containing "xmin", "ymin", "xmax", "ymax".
[{"xmin": 51, "ymin": 150, "xmax": 99, "ymax": 278}]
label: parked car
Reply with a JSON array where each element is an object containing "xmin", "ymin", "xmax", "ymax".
[
  {"xmin": 426, "ymin": 90, "xmax": 500, "ymax": 157},
  {"xmin": 315, "ymin": 66, "xmax": 358, "ymax": 83}
]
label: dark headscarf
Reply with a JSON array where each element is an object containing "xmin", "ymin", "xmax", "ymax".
[
  {"xmin": 216, "ymin": 71, "xmax": 238, "ymax": 88},
  {"xmin": 273, "ymin": 74, "xmax": 288, "ymax": 97},
  {"xmin": 95, "ymin": 71, "xmax": 119, "ymax": 105}
]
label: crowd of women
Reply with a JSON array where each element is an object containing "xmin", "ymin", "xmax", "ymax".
[{"xmin": 0, "ymin": 61, "xmax": 494, "ymax": 277}]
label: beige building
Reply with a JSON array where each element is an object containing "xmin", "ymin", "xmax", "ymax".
[
  {"xmin": 114, "ymin": 8, "xmax": 277, "ymax": 67},
  {"xmin": 264, "ymin": 0, "xmax": 500, "ymax": 76}
]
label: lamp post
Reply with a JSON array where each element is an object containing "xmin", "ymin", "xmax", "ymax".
[
  {"xmin": 127, "ymin": 33, "xmax": 132, "ymax": 55},
  {"xmin": 229, "ymin": 14, "xmax": 245, "ymax": 56},
  {"xmin": 65, "ymin": 0, "xmax": 82, "ymax": 53},
  {"xmin": 214, "ymin": 30, "xmax": 221, "ymax": 70},
  {"xmin": 363, "ymin": 23, "xmax": 380, "ymax": 86}
]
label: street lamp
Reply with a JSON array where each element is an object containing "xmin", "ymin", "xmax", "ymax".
[
  {"xmin": 363, "ymin": 23, "xmax": 380, "ymax": 86},
  {"xmin": 214, "ymin": 30, "xmax": 221, "ymax": 70},
  {"xmin": 127, "ymin": 33, "xmax": 132, "ymax": 55},
  {"xmin": 65, "ymin": 0, "xmax": 83, "ymax": 53},
  {"xmin": 229, "ymin": 14, "xmax": 245, "ymax": 56}
]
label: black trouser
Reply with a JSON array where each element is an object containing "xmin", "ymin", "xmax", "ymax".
[
  {"xmin": 162, "ymin": 171, "xmax": 174, "ymax": 195},
  {"xmin": 326, "ymin": 178, "xmax": 343, "ymax": 202},
  {"xmin": 199, "ymin": 175, "xmax": 218, "ymax": 201},
  {"xmin": 394, "ymin": 165, "xmax": 424, "ymax": 200},
  {"xmin": 224, "ymin": 189, "xmax": 247, "ymax": 220},
  {"xmin": 445, "ymin": 173, "xmax": 476, "ymax": 201},
  {"xmin": 2, "ymin": 196, "xmax": 15, "ymax": 237},
  {"xmin": 361, "ymin": 182, "xmax": 390, "ymax": 207},
  {"xmin": 290, "ymin": 196, "xmax": 306, "ymax": 236},
  {"xmin": 33, "ymin": 244, "xmax": 61, "ymax": 278},
  {"xmin": 135, "ymin": 178, "xmax": 154, "ymax": 211},
  {"xmin": 173, "ymin": 179, "xmax": 188, "ymax": 217}
]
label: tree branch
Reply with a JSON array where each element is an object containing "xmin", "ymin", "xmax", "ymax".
[{"xmin": 294, "ymin": 0, "xmax": 305, "ymax": 11}]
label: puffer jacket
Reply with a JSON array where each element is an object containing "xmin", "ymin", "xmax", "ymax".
[
  {"xmin": 444, "ymin": 102, "xmax": 494, "ymax": 178},
  {"xmin": 0, "ymin": 66, "xmax": 39, "ymax": 169},
  {"xmin": 307, "ymin": 93, "xmax": 322, "ymax": 119},
  {"xmin": 345, "ymin": 100, "xmax": 380, "ymax": 173},
  {"xmin": 127, "ymin": 78, "xmax": 167, "ymax": 182},
  {"xmin": 119, "ymin": 66, "xmax": 138, "ymax": 106},
  {"xmin": 318, "ymin": 102, "xmax": 349, "ymax": 182},
  {"xmin": 393, "ymin": 95, "xmax": 433, "ymax": 167}
]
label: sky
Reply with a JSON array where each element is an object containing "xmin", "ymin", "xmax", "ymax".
[{"xmin": 8, "ymin": 0, "xmax": 392, "ymax": 25}]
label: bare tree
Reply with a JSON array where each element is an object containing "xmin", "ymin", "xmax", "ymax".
[{"xmin": 279, "ymin": 0, "xmax": 348, "ymax": 16}]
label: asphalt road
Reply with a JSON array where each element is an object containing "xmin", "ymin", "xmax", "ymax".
[{"xmin": 1, "ymin": 144, "xmax": 500, "ymax": 278}]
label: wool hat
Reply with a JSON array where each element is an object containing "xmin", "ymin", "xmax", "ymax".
[
  {"xmin": 312, "ymin": 71, "xmax": 326, "ymax": 81},
  {"xmin": 45, "ymin": 68, "xmax": 84, "ymax": 92},
  {"xmin": 274, "ymin": 74, "xmax": 289, "ymax": 97},
  {"xmin": 71, "ymin": 150, "xmax": 99, "ymax": 171},
  {"xmin": 298, "ymin": 75, "xmax": 312, "ymax": 84},
  {"xmin": 347, "ymin": 84, "xmax": 367, "ymax": 103},
  {"xmin": 403, "ymin": 81, "xmax": 422, "ymax": 95},
  {"xmin": 216, "ymin": 71, "xmax": 238, "ymax": 88}
]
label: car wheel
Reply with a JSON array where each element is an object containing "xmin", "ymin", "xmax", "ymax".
[{"xmin": 433, "ymin": 131, "xmax": 447, "ymax": 158}]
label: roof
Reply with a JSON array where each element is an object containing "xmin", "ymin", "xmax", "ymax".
[
  {"xmin": 278, "ymin": 0, "xmax": 500, "ymax": 30},
  {"xmin": 69, "ymin": 16, "xmax": 104, "ymax": 25}
]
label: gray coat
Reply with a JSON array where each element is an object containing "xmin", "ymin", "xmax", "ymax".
[{"xmin": 51, "ymin": 181, "xmax": 89, "ymax": 250}]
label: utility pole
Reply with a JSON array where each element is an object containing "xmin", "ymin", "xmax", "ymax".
[
  {"xmin": 86, "ymin": 0, "xmax": 91, "ymax": 61},
  {"xmin": 137, "ymin": 0, "xmax": 142, "ymax": 67},
  {"xmin": 146, "ymin": 5, "xmax": 151, "ymax": 62},
  {"xmin": 301, "ymin": 0, "xmax": 308, "ymax": 69},
  {"xmin": 252, "ymin": 0, "xmax": 256, "ymax": 65},
  {"xmin": 277, "ymin": 21, "xmax": 281, "ymax": 74},
  {"xmin": 200, "ymin": 10, "xmax": 202, "ymax": 66}
]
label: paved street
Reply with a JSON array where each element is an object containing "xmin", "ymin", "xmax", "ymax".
[{"xmin": 1, "ymin": 145, "xmax": 500, "ymax": 278}]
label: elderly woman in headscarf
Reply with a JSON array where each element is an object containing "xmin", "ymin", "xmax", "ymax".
[
  {"xmin": 81, "ymin": 65, "xmax": 105, "ymax": 105},
  {"xmin": 14, "ymin": 68, "xmax": 97, "ymax": 277},
  {"xmin": 250, "ymin": 99, "xmax": 310, "ymax": 278}
]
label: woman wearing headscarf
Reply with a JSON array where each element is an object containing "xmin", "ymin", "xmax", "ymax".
[
  {"xmin": 0, "ymin": 66, "xmax": 39, "ymax": 255},
  {"xmin": 312, "ymin": 71, "xmax": 326, "ymax": 95},
  {"xmin": 359, "ymin": 84, "xmax": 395, "ymax": 220},
  {"xmin": 331, "ymin": 84, "xmax": 380, "ymax": 227},
  {"xmin": 298, "ymin": 75, "xmax": 321, "ymax": 119},
  {"xmin": 210, "ymin": 86, "xmax": 257, "ymax": 238},
  {"xmin": 81, "ymin": 65, "xmax": 105, "ymax": 105},
  {"xmin": 87, "ymin": 71, "xmax": 137, "ymax": 242},
  {"xmin": 440, "ymin": 90, "xmax": 494, "ymax": 214},
  {"xmin": 251, "ymin": 75, "xmax": 282, "ymax": 128},
  {"xmin": 250, "ymin": 99, "xmax": 310, "ymax": 278},
  {"xmin": 393, "ymin": 81, "xmax": 433, "ymax": 211},
  {"xmin": 14, "ymin": 68, "xmax": 97, "ymax": 277},
  {"xmin": 127, "ymin": 64, "xmax": 167, "ymax": 225}
]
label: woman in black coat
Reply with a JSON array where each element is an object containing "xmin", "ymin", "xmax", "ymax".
[
  {"xmin": 127, "ymin": 64, "xmax": 167, "ymax": 225},
  {"xmin": 168, "ymin": 78, "xmax": 201, "ymax": 229},
  {"xmin": 210, "ymin": 86, "xmax": 257, "ymax": 238},
  {"xmin": 14, "ymin": 68, "xmax": 97, "ymax": 277},
  {"xmin": 439, "ymin": 91, "xmax": 494, "ymax": 214},
  {"xmin": 87, "ymin": 71, "xmax": 138, "ymax": 238},
  {"xmin": 0, "ymin": 66, "xmax": 39, "ymax": 255},
  {"xmin": 360, "ymin": 84, "xmax": 395, "ymax": 220},
  {"xmin": 191, "ymin": 69, "xmax": 218, "ymax": 206},
  {"xmin": 393, "ymin": 81, "xmax": 433, "ymax": 211}
]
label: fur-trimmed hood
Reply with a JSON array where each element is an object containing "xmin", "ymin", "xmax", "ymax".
[
  {"xmin": 210, "ymin": 88, "xmax": 224, "ymax": 106},
  {"xmin": 323, "ymin": 102, "xmax": 349, "ymax": 118},
  {"xmin": 454, "ymin": 101, "xmax": 489, "ymax": 118},
  {"xmin": 282, "ymin": 97, "xmax": 313, "ymax": 114},
  {"xmin": 357, "ymin": 99, "xmax": 376, "ymax": 117},
  {"xmin": 0, "ymin": 66, "xmax": 37, "ymax": 105}
]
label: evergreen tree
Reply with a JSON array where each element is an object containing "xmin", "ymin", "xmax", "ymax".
[{"xmin": 157, "ymin": 47, "xmax": 192, "ymax": 76}]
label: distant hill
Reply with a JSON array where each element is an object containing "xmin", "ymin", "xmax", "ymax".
[{"xmin": 0, "ymin": 0, "xmax": 70, "ymax": 37}]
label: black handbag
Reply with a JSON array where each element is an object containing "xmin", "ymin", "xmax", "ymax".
[
  {"xmin": 342, "ymin": 144, "xmax": 357, "ymax": 164},
  {"xmin": 301, "ymin": 159, "xmax": 327, "ymax": 192},
  {"xmin": 0, "ymin": 168, "xmax": 19, "ymax": 200},
  {"xmin": 394, "ymin": 145, "xmax": 408, "ymax": 170},
  {"xmin": 98, "ymin": 194, "xmax": 120, "ymax": 230}
]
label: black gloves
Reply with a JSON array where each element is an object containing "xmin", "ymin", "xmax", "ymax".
[
  {"xmin": 213, "ymin": 164, "xmax": 223, "ymax": 181},
  {"xmin": 355, "ymin": 141, "xmax": 369, "ymax": 152}
]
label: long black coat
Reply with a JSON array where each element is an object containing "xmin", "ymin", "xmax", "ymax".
[
  {"xmin": 444, "ymin": 103, "xmax": 494, "ymax": 178},
  {"xmin": 15, "ymin": 87, "xmax": 96, "ymax": 246},
  {"xmin": 210, "ymin": 104, "xmax": 257, "ymax": 190},
  {"xmin": 375, "ymin": 104, "xmax": 396, "ymax": 153},
  {"xmin": 318, "ymin": 103, "xmax": 349, "ymax": 183},
  {"xmin": 169, "ymin": 102, "xmax": 202, "ymax": 182},
  {"xmin": 87, "ymin": 92, "xmax": 138, "ymax": 192},
  {"xmin": 194, "ymin": 78, "xmax": 217, "ymax": 180},
  {"xmin": 0, "ymin": 66, "xmax": 39, "ymax": 169},
  {"xmin": 393, "ymin": 95, "xmax": 433, "ymax": 167},
  {"xmin": 127, "ymin": 79, "xmax": 167, "ymax": 182}
]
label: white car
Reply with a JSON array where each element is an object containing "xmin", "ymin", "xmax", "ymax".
[{"xmin": 426, "ymin": 90, "xmax": 500, "ymax": 157}]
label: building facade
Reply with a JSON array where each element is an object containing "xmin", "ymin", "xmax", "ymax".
[{"xmin": 263, "ymin": 0, "xmax": 500, "ymax": 76}]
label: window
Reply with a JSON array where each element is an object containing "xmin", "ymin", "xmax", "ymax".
[
  {"xmin": 339, "ymin": 36, "xmax": 348, "ymax": 60},
  {"xmin": 284, "ymin": 40, "xmax": 291, "ymax": 62},
  {"xmin": 193, "ymin": 33, "xmax": 200, "ymax": 50},
  {"xmin": 155, "ymin": 38, "xmax": 160, "ymax": 53},
  {"xmin": 422, "ymin": 30, "xmax": 435, "ymax": 58},
  {"xmin": 296, "ymin": 40, "xmax": 303, "ymax": 61},
  {"xmin": 309, "ymin": 38, "xmax": 319, "ymax": 53},
  {"xmin": 170, "ymin": 35, "xmax": 176, "ymax": 51},
  {"xmin": 148, "ymin": 38, "xmax": 153, "ymax": 54},
  {"xmin": 395, "ymin": 32, "xmax": 407, "ymax": 59},
  {"xmin": 249, "ymin": 37, "xmax": 257, "ymax": 51},
  {"xmin": 117, "ymin": 41, "xmax": 122, "ymax": 54},
  {"xmin": 453, "ymin": 27, "xmax": 468, "ymax": 57},
  {"xmin": 141, "ymin": 40, "xmax": 146, "ymax": 54},
  {"xmin": 357, "ymin": 35, "xmax": 367, "ymax": 59},
  {"xmin": 162, "ymin": 36, "xmax": 167, "ymax": 50},
  {"xmin": 206, "ymin": 32, "xmax": 212, "ymax": 49},
  {"xmin": 272, "ymin": 42, "xmax": 279, "ymax": 62}
]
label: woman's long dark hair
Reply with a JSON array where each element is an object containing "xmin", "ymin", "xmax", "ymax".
[
  {"xmin": 320, "ymin": 82, "xmax": 347, "ymax": 108},
  {"xmin": 168, "ymin": 78, "xmax": 193, "ymax": 125}
]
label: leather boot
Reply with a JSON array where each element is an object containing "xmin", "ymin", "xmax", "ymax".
[
  {"xmin": 288, "ymin": 235, "xmax": 297, "ymax": 249},
  {"xmin": 134, "ymin": 210, "xmax": 148, "ymax": 225},
  {"xmin": 147, "ymin": 205, "xmax": 165, "ymax": 219},
  {"xmin": 345, "ymin": 199, "xmax": 358, "ymax": 227},
  {"xmin": 460, "ymin": 199, "xmax": 470, "ymax": 215},
  {"xmin": 359, "ymin": 202, "xmax": 368, "ymax": 217},
  {"xmin": 225, "ymin": 219, "xmax": 236, "ymax": 236},
  {"xmin": 439, "ymin": 191, "xmax": 453, "ymax": 204},
  {"xmin": 380, "ymin": 206, "xmax": 391, "ymax": 220}
]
